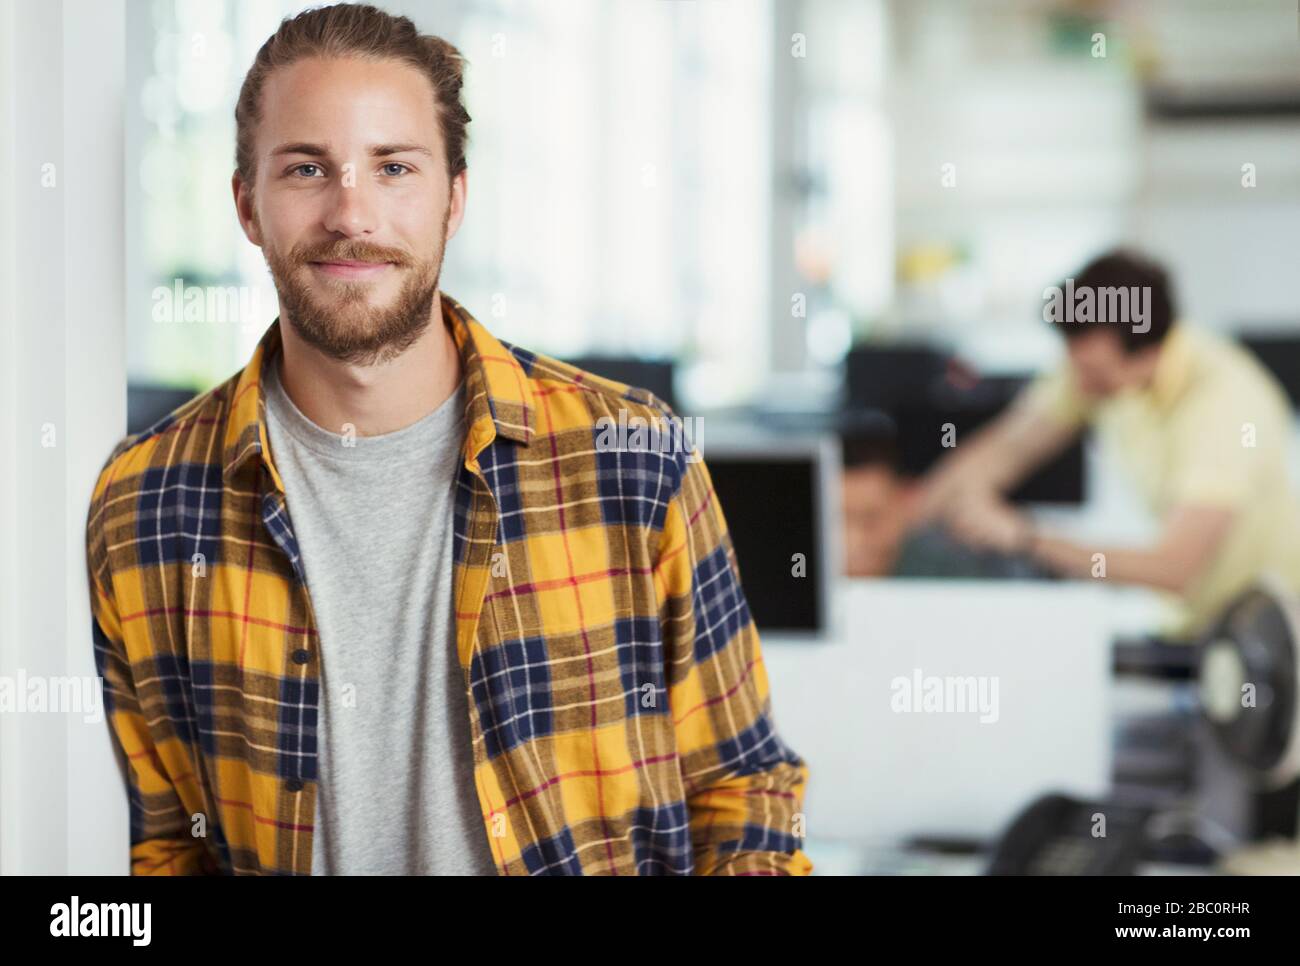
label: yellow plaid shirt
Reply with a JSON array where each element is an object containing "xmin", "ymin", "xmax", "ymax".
[{"xmin": 86, "ymin": 292, "xmax": 812, "ymax": 875}]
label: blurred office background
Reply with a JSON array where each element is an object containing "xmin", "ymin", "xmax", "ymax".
[{"xmin": 120, "ymin": 0, "xmax": 1300, "ymax": 874}]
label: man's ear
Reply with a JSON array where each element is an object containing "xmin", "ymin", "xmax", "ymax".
[
  {"xmin": 232, "ymin": 171, "xmax": 262, "ymax": 247},
  {"xmin": 445, "ymin": 167, "xmax": 468, "ymax": 244}
]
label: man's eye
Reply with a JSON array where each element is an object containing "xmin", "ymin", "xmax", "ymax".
[
  {"xmin": 381, "ymin": 163, "xmax": 410, "ymax": 177},
  {"xmin": 292, "ymin": 163, "xmax": 323, "ymax": 178}
]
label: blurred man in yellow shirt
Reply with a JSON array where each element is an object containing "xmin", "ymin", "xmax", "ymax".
[{"xmin": 919, "ymin": 249, "xmax": 1300, "ymax": 639}]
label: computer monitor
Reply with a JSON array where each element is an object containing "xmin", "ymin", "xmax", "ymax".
[
  {"xmin": 703, "ymin": 433, "xmax": 841, "ymax": 639},
  {"xmin": 844, "ymin": 350, "xmax": 1086, "ymax": 504},
  {"xmin": 892, "ymin": 379, "xmax": 1087, "ymax": 504},
  {"xmin": 562, "ymin": 355, "xmax": 678, "ymax": 413},
  {"xmin": 1239, "ymin": 333, "xmax": 1300, "ymax": 409},
  {"xmin": 127, "ymin": 383, "xmax": 200, "ymax": 435},
  {"xmin": 844, "ymin": 344, "xmax": 948, "ymax": 410}
]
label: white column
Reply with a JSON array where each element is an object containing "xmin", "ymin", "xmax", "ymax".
[{"xmin": 0, "ymin": 0, "xmax": 128, "ymax": 875}]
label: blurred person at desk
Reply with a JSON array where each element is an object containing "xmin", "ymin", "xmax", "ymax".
[
  {"xmin": 842, "ymin": 428, "xmax": 1047, "ymax": 580},
  {"xmin": 918, "ymin": 249, "xmax": 1300, "ymax": 639}
]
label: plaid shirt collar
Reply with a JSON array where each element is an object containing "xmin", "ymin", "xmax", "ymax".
[{"xmin": 220, "ymin": 291, "xmax": 536, "ymax": 490}]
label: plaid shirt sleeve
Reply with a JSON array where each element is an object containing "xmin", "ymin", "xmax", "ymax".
[
  {"xmin": 86, "ymin": 448, "xmax": 218, "ymax": 875},
  {"xmin": 655, "ymin": 446, "xmax": 813, "ymax": 876}
]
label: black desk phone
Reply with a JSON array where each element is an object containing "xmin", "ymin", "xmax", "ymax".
[{"xmin": 987, "ymin": 793, "xmax": 1153, "ymax": 875}]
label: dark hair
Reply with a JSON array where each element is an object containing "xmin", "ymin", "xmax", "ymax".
[
  {"xmin": 1049, "ymin": 249, "xmax": 1176, "ymax": 354},
  {"xmin": 235, "ymin": 3, "xmax": 471, "ymax": 188},
  {"xmin": 840, "ymin": 413, "xmax": 902, "ymax": 473}
]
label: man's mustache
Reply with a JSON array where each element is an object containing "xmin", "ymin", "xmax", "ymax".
[{"xmin": 288, "ymin": 241, "xmax": 413, "ymax": 268}]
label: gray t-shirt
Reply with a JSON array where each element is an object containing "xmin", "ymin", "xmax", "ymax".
[{"xmin": 263, "ymin": 352, "xmax": 497, "ymax": 875}]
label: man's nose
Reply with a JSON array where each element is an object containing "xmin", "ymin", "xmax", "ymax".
[{"xmin": 322, "ymin": 168, "xmax": 380, "ymax": 237}]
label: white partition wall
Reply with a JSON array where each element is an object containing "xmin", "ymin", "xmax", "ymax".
[{"xmin": 0, "ymin": 0, "xmax": 129, "ymax": 875}]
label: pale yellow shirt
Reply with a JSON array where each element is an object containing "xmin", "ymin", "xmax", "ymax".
[{"xmin": 1025, "ymin": 325, "xmax": 1300, "ymax": 638}]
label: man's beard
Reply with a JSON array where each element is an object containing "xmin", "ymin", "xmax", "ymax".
[{"xmin": 259, "ymin": 210, "xmax": 449, "ymax": 367}]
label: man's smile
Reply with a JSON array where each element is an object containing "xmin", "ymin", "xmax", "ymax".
[{"xmin": 309, "ymin": 259, "xmax": 395, "ymax": 280}]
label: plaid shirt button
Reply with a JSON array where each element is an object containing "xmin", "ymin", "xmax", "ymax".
[{"xmin": 291, "ymin": 648, "xmax": 310, "ymax": 665}]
